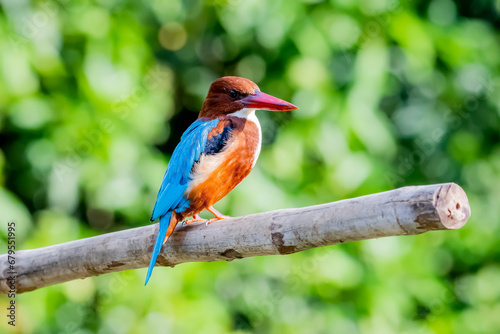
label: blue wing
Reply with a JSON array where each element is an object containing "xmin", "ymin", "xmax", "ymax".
[{"xmin": 150, "ymin": 118, "xmax": 221, "ymax": 221}]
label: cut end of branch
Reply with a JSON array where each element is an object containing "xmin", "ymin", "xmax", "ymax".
[{"xmin": 434, "ymin": 183, "xmax": 471, "ymax": 229}]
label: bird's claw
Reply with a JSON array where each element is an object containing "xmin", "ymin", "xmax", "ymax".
[
  {"xmin": 205, "ymin": 216, "xmax": 230, "ymax": 226},
  {"xmin": 182, "ymin": 215, "xmax": 204, "ymax": 226}
]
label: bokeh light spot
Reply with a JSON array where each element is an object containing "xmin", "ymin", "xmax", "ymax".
[{"xmin": 158, "ymin": 22, "xmax": 187, "ymax": 51}]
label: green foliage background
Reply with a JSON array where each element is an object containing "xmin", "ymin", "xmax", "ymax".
[{"xmin": 1, "ymin": 0, "xmax": 499, "ymax": 333}]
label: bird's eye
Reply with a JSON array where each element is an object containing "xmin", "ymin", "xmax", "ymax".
[{"xmin": 228, "ymin": 90, "xmax": 238, "ymax": 99}]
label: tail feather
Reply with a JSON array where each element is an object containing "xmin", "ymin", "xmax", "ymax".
[{"xmin": 145, "ymin": 211, "xmax": 175, "ymax": 285}]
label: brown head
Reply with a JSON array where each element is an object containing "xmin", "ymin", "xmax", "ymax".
[{"xmin": 199, "ymin": 76, "xmax": 298, "ymax": 118}]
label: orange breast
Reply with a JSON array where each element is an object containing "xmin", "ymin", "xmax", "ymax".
[{"xmin": 182, "ymin": 116, "xmax": 260, "ymax": 216}]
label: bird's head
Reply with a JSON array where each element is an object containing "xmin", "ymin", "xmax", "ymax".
[{"xmin": 199, "ymin": 76, "xmax": 298, "ymax": 118}]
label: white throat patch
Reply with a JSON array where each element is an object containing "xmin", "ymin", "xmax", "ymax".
[{"xmin": 229, "ymin": 108, "xmax": 262, "ymax": 168}]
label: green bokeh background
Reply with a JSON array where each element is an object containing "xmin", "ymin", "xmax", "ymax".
[{"xmin": 1, "ymin": 0, "xmax": 499, "ymax": 333}]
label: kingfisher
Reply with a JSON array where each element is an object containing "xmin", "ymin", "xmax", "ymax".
[{"xmin": 145, "ymin": 76, "xmax": 298, "ymax": 284}]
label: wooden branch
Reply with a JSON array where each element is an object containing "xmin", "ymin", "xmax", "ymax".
[{"xmin": 0, "ymin": 183, "xmax": 470, "ymax": 294}]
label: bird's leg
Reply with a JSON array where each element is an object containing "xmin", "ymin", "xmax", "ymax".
[
  {"xmin": 206, "ymin": 206, "xmax": 231, "ymax": 225},
  {"xmin": 182, "ymin": 214, "xmax": 204, "ymax": 225}
]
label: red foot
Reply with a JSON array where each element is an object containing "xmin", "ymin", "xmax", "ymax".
[
  {"xmin": 183, "ymin": 214, "xmax": 204, "ymax": 225},
  {"xmin": 206, "ymin": 206, "xmax": 231, "ymax": 225}
]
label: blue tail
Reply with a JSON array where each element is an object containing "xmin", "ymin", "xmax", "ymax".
[{"xmin": 145, "ymin": 211, "xmax": 173, "ymax": 285}]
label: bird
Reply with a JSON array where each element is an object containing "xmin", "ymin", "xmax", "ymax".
[{"xmin": 145, "ymin": 76, "xmax": 298, "ymax": 285}]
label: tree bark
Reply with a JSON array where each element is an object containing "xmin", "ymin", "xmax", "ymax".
[{"xmin": 0, "ymin": 183, "xmax": 470, "ymax": 294}]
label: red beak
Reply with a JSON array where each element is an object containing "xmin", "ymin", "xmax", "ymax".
[{"xmin": 240, "ymin": 91, "xmax": 298, "ymax": 111}]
